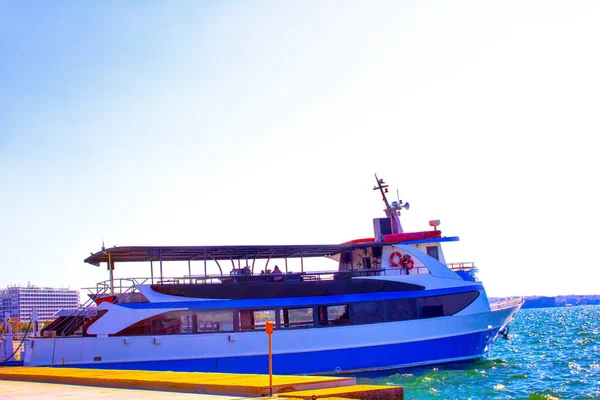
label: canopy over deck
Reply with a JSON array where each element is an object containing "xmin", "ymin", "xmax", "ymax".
[
  {"xmin": 84, "ymin": 236, "xmax": 459, "ymax": 266},
  {"xmin": 84, "ymin": 244, "xmax": 370, "ymax": 266}
]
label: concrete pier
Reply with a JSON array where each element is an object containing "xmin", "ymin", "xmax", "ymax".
[
  {"xmin": 0, "ymin": 367, "xmax": 403, "ymax": 399},
  {"xmin": 0, "ymin": 380, "xmax": 240, "ymax": 400}
]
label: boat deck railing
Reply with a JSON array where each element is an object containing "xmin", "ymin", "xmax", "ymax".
[
  {"xmin": 489, "ymin": 296, "xmax": 524, "ymax": 311},
  {"xmin": 447, "ymin": 261, "xmax": 477, "ymax": 271},
  {"xmin": 40, "ymin": 288, "xmax": 106, "ymax": 339},
  {"xmin": 76, "ymin": 267, "xmax": 431, "ymax": 310},
  {"xmin": 181, "ymin": 267, "xmax": 415, "ymax": 284},
  {"xmin": 162, "ymin": 269, "xmax": 386, "ymax": 284},
  {"xmin": 86, "ymin": 278, "xmax": 149, "ymax": 297},
  {"xmin": 81, "ymin": 268, "xmax": 421, "ymax": 303}
]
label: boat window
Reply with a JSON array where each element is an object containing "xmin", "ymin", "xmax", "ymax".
[
  {"xmin": 279, "ymin": 307, "xmax": 313, "ymax": 329},
  {"xmin": 318, "ymin": 305, "xmax": 349, "ymax": 326},
  {"xmin": 421, "ymin": 304, "xmax": 444, "ymax": 318},
  {"xmin": 426, "ymin": 246, "xmax": 439, "ymax": 260},
  {"xmin": 351, "ymin": 301, "xmax": 385, "ymax": 324},
  {"xmin": 181, "ymin": 310, "xmax": 234, "ymax": 333},
  {"xmin": 115, "ymin": 311, "xmax": 181, "ymax": 336},
  {"xmin": 114, "ymin": 310, "xmax": 235, "ymax": 336},
  {"xmin": 447, "ymin": 291, "xmax": 480, "ymax": 314},
  {"xmin": 417, "ymin": 291, "xmax": 480, "ymax": 318},
  {"xmin": 239, "ymin": 309, "xmax": 276, "ymax": 331},
  {"xmin": 386, "ymin": 298, "xmax": 418, "ymax": 321}
]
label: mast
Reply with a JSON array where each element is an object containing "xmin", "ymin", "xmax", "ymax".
[
  {"xmin": 373, "ymin": 173, "xmax": 409, "ymax": 234},
  {"xmin": 373, "ymin": 173, "xmax": 391, "ymax": 210}
]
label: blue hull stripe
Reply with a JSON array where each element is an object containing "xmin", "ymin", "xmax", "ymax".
[
  {"xmin": 69, "ymin": 329, "xmax": 499, "ymax": 375},
  {"xmin": 123, "ymin": 284, "xmax": 484, "ymax": 310}
]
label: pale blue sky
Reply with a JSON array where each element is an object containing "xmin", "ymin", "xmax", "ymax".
[{"xmin": 1, "ymin": 1, "xmax": 599, "ymax": 297}]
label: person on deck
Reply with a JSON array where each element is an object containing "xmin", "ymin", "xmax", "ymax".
[
  {"xmin": 403, "ymin": 254, "xmax": 414, "ymax": 275},
  {"xmin": 272, "ymin": 265, "xmax": 283, "ymax": 281}
]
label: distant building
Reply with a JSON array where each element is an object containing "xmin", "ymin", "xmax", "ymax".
[{"xmin": 0, "ymin": 284, "xmax": 80, "ymax": 322}]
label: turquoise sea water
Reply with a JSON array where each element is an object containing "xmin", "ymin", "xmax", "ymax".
[{"xmin": 358, "ymin": 305, "xmax": 600, "ymax": 399}]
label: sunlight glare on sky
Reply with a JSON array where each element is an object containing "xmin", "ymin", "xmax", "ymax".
[{"xmin": 1, "ymin": 1, "xmax": 599, "ymax": 297}]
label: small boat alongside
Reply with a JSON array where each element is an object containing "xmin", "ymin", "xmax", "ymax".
[{"xmin": 22, "ymin": 175, "xmax": 523, "ymax": 374}]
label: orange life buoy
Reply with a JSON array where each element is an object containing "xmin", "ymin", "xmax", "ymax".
[
  {"xmin": 389, "ymin": 252, "xmax": 403, "ymax": 267},
  {"xmin": 404, "ymin": 258, "xmax": 415, "ymax": 270}
]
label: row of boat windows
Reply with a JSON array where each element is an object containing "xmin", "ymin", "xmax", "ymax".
[{"xmin": 114, "ymin": 291, "xmax": 479, "ymax": 336}]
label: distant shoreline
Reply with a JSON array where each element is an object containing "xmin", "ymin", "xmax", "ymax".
[{"xmin": 496, "ymin": 295, "xmax": 600, "ymax": 309}]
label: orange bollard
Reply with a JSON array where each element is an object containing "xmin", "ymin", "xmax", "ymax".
[{"xmin": 265, "ymin": 321, "xmax": 274, "ymax": 397}]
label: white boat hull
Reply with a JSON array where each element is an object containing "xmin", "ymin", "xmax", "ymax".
[{"xmin": 24, "ymin": 303, "xmax": 520, "ymax": 374}]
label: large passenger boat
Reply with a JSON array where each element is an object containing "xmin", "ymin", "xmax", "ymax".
[{"xmin": 23, "ymin": 175, "xmax": 523, "ymax": 374}]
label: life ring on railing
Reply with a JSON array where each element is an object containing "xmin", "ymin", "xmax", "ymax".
[
  {"xmin": 403, "ymin": 257, "xmax": 415, "ymax": 270},
  {"xmin": 389, "ymin": 252, "xmax": 403, "ymax": 267}
]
